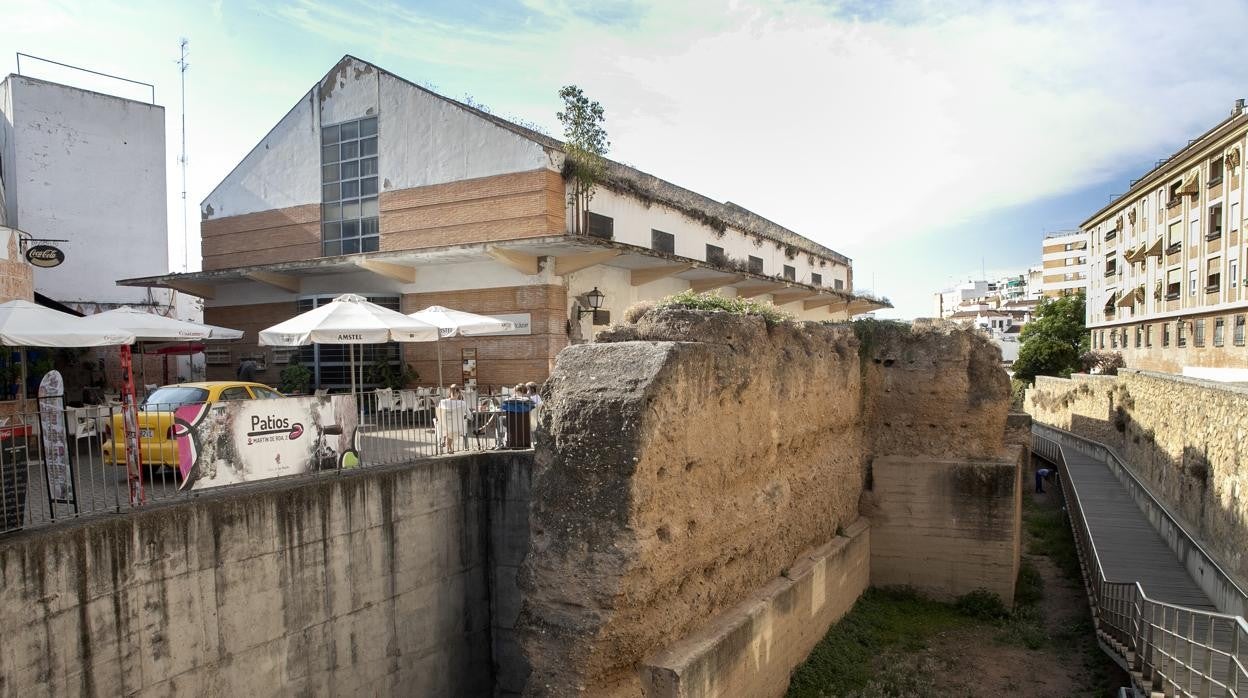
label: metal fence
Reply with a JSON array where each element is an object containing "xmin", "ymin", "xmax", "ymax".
[
  {"xmin": 0, "ymin": 387, "xmax": 539, "ymax": 536},
  {"xmin": 1033, "ymin": 431, "xmax": 1248, "ymax": 697}
]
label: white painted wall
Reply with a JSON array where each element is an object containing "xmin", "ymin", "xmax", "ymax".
[
  {"xmin": 5, "ymin": 76, "xmax": 169, "ymax": 306},
  {"xmin": 0, "ymin": 79, "xmax": 15, "ymax": 228},
  {"xmin": 200, "ymin": 92, "xmax": 320, "ymax": 220},
  {"xmin": 203, "ymin": 57, "xmax": 552, "ymax": 223},
  {"xmin": 378, "ymin": 70, "xmax": 551, "ymax": 190},
  {"xmin": 583, "ymin": 188, "xmax": 850, "ymax": 289}
]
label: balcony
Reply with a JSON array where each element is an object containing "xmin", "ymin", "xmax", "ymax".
[
  {"xmin": 1166, "ymin": 198, "xmax": 1181, "ymax": 209},
  {"xmin": 1206, "ymin": 228, "xmax": 1223, "ymax": 241},
  {"xmin": 1165, "ymin": 242, "xmax": 1182, "ymax": 255}
]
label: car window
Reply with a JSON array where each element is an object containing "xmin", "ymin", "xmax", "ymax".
[
  {"xmin": 251, "ymin": 387, "xmax": 283, "ymax": 399},
  {"xmin": 218, "ymin": 387, "xmax": 253, "ymax": 402},
  {"xmin": 142, "ymin": 386, "xmax": 209, "ymax": 409}
]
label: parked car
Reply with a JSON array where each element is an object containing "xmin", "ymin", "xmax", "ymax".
[{"xmin": 102, "ymin": 381, "xmax": 283, "ymax": 469}]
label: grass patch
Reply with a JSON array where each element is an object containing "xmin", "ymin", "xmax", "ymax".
[
  {"xmin": 655, "ymin": 289, "xmax": 793, "ymax": 323},
  {"xmin": 1023, "ymin": 494, "xmax": 1081, "ymax": 579},
  {"xmin": 955, "ymin": 589, "xmax": 1010, "ymax": 620},
  {"xmin": 786, "ymin": 587, "xmax": 970, "ymax": 697}
]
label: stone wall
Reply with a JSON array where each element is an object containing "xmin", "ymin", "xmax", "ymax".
[
  {"xmin": 869, "ymin": 452, "xmax": 1024, "ymax": 604},
  {"xmin": 517, "ymin": 311, "xmax": 1016, "ymax": 696},
  {"xmin": 0, "ymin": 451, "xmax": 531, "ymax": 697},
  {"xmin": 1025, "ymin": 369, "xmax": 1248, "ymax": 583}
]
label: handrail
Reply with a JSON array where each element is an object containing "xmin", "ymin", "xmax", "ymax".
[
  {"xmin": 1033, "ymin": 429, "xmax": 1248, "ymax": 697},
  {"xmin": 1034, "ymin": 422, "xmax": 1248, "ymax": 608}
]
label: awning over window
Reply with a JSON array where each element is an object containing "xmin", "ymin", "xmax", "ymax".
[
  {"xmin": 1117, "ymin": 288, "xmax": 1138, "ymax": 308},
  {"xmin": 1179, "ymin": 169, "xmax": 1200, "ymax": 194},
  {"xmin": 1144, "ymin": 237, "xmax": 1164, "ymax": 258},
  {"xmin": 1104, "ymin": 292, "xmax": 1117, "ymax": 311},
  {"xmin": 1123, "ymin": 244, "xmax": 1145, "ymax": 263}
]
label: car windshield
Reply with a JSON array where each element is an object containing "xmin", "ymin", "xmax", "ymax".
[{"xmin": 142, "ymin": 387, "xmax": 209, "ymax": 410}]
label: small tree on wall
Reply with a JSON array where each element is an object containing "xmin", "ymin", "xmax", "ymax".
[
  {"xmin": 1012, "ymin": 291, "xmax": 1090, "ymax": 383},
  {"xmin": 556, "ymin": 85, "xmax": 610, "ymax": 235}
]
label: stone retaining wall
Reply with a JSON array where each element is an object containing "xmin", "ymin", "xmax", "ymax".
[{"xmin": 1025, "ymin": 369, "xmax": 1248, "ymax": 582}]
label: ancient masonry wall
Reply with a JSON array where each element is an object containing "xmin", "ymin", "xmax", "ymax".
[
  {"xmin": 1026, "ymin": 369, "xmax": 1248, "ymax": 583},
  {"xmin": 517, "ymin": 312, "xmax": 1017, "ymax": 697},
  {"xmin": 0, "ymin": 452, "xmax": 531, "ymax": 697}
]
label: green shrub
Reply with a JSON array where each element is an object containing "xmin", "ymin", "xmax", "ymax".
[
  {"xmin": 955, "ymin": 589, "xmax": 1010, "ymax": 620},
  {"xmin": 656, "ymin": 289, "xmax": 792, "ymax": 323},
  {"xmin": 278, "ymin": 363, "xmax": 312, "ymax": 395}
]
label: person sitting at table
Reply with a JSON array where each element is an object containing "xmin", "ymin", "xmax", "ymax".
[{"xmin": 435, "ymin": 384, "xmax": 468, "ymax": 454}]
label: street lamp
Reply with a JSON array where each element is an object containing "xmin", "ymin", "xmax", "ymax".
[{"xmin": 577, "ymin": 287, "xmax": 605, "ymax": 318}]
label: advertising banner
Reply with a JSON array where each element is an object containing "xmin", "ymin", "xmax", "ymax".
[
  {"xmin": 174, "ymin": 394, "xmax": 359, "ymax": 490},
  {"xmin": 37, "ymin": 370, "xmax": 74, "ymax": 504}
]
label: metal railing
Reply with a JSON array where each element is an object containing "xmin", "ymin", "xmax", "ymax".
[
  {"xmin": 0, "ymin": 388, "xmax": 539, "ymax": 536},
  {"xmin": 1033, "ymin": 430, "xmax": 1248, "ymax": 697}
]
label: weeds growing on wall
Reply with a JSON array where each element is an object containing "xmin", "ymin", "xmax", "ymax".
[
  {"xmin": 849, "ymin": 317, "xmax": 911, "ymax": 361},
  {"xmin": 656, "ymin": 290, "xmax": 793, "ymax": 324}
]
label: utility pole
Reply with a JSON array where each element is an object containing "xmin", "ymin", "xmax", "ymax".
[{"xmin": 177, "ymin": 38, "xmax": 190, "ymax": 272}]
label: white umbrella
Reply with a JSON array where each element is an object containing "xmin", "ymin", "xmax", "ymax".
[
  {"xmin": 0, "ymin": 300, "xmax": 135, "ymax": 347},
  {"xmin": 75, "ymin": 305, "xmax": 241, "ymax": 341},
  {"xmin": 408, "ymin": 306, "xmax": 516, "ymax": 387},
  {"xmin": 258, "ymin": 293, "xmax": 440, "ymax": 395}
]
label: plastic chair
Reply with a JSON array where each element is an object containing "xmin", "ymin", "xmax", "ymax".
[{"xmin": 375, "ymin": 388, "xmax": 396, "ymax": 411}]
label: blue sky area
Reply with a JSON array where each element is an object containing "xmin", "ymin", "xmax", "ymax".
[{"xmin": 3, "ymin": 0, "xmax": 1246, "ymax": 318}]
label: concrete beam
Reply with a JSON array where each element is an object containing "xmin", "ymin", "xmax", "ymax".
[
  {"xmin": 243, "ymin": 271, "xmax": 301, "ymax": 293},
  {"xmin": 554, "ymin": 250, "xmax": 621, "ymax": 276},
  {"xmin": 689, "ymin": 275, "xmax": 744, "ymax": 293},
  {"xmin": 163, "ymin": 281, "xmax": 215, "ymax": 300},
  {"xmin": 804, "ymin": 297, "xmax": 836, "ymax": 311},
  {"xmin": 355, "ymin": 260, "xmax": 417, "ymax": 284},
  {"xmin": 770, "ymin": 289, "xmax": 820, "ymax": 305},
  {"xmin": 487, "ymin": 247, "xmax": 540, "ymax": 275},
  {"xmin": 735, "ymin": 283, "xmax": 785, "ymax": 299},
  {"xmin": 631, "ymin": 264, "xmax": 693, "ymax": 287}
]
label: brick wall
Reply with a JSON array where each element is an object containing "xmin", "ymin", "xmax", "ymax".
[
  {"xmin": 380, "ymin": 169, "xmax": 564, "ymax": 250},
  {"xmin": 203, "ymin": 287, "xmax": 570, "ymax": 391},
  {"xmin": 203, "ymin": 302, "xmax": 297, "ymax": 384},
  {"xmin": 0, "ymin": 231, "xmax": 33, "ymax": 303},
  {"xmin": 1025, "ymin": 370, "xmax": 1248, "ymax": 582},
  {"xmin": 1094, "ymin": 308, "xmax": 1248, "ymax": 374},
  {"xmin": 401, "ymin": 284, "xmax": 568, "ymax": 389},
  {"xmin": 201, "ymin": 204, "xmax": 321, "ymax": 271}
]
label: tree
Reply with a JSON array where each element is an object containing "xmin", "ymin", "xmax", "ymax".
[
  {"xmin": 556, "ymin": 85, "xmax": 610, "ymax": 235},
  {"xmin": 1012, "ymin": 291, "xmax": 1090, "ymax": 383}
]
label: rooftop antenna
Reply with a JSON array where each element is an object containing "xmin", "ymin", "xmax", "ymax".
[{"xmin": 177, "ymin": 38, "xmax": 190, "ymax": 272}]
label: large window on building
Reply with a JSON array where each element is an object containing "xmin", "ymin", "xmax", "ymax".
[
  {"xmin": 1236, "ymin": 315, "xmax": 1246, "ymax": 346},
  {"xmin": 651, "ymin": 229, "xmax": 674, "ymax": 254},
  {"xmin": 1208, "ymin": 204, "xmax": 1223, "ymax": 240},
  {"xmin": 321, "ymin": 116, "xmax": 380, "ymax": 256},
  {"xmin": 782, "ymin": 265, "xmax": 796, "ymax": 281},
  {"xmin": 1214, "ymin": 318, "xmax": 1225, "ymax": 347},
  {"xmin": 1177, "ymin": 321, "xmax": 1187, "ymax": 347},
  {"xmin": 586, "ymin": 212, "xmax": 614, "ymax": 240},
  {"xmin": 1233, "ymin": 259, "xmax": 1240, "ymax": 289},
  {"xmin": 1189, "ymin": 268, "xmax": 1198, "ymax": 296},
  {"xmin": 294, "ymin": 294, "xmax": 400, "ymax": 390},
  {"xmin": 747, "ymin": 256, "xmax": 763, "ymax": 274},
  {"xmin": 811, "ymin": 272, "xmax": 822, "ymax": 287},
  {"xmin": 706, "ymin": 244, "xmax": 727, "ymax": 266},
  {"xmin": 1210, "ymin": 155, "xmax": 1224, "ymax": 184},
  {"xmin": 1232, "ymin": 201, "xmax": 1241, "ymax": 232},
  {"xmin": 1194, "ymin": 319, "xmax": 1205, "ymax": 347},
  {"xmin": 1167, "ymin": 221, "xmax": 1182, "ymax": 252},
  {"xmin": 1207, "ymin": 257, "xmax": 1221, "ymax": 292},
  {"xmin": 1165, "ymin": 268, "xmax": 1181, "ymax": 299}
]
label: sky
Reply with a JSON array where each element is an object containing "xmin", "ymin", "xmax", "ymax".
[{"xmin": 3, "ymin": 0, "xmax": 1248, "ymax": 318}]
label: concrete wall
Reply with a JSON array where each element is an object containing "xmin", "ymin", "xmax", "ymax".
[
  {"xmin": 869, "ymin": 452, "xmax": 1024, "ymax": 604},
  {"xmin": 1025, "ymin": 369, "xmax": 1248, "ymax": 583},
  {"xmin": 3, "ymin": 75, "xmax": 169, "ymax": 306},
  {"xmin": 517, "ymin": 312, "xmax": 1017, "ymax": 696},
  {"xmin": 0, "ymin": 451, "xmax": 532, "ymax": 697},
  {"xmin": 640, "ymin": 520, "xmax": 870, "ymax": 698}
]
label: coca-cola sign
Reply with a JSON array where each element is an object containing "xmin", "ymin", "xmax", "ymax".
[{"xmin": 25, "ymin": 244, "xmax": 65, "ymax": 268}]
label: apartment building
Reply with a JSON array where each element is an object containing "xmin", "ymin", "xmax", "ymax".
[
  {"xmin": 1084, "ymin": 100, "xmax": 1248, "ymax": 381},
  {"xmin": 1039, "ymin": 231, "xmax": 1088, "ymax": 298},
  {"xmin": 121, "ymin": 56, "xmax": 886, "ymax": 389}
]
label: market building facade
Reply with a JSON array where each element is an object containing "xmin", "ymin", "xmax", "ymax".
[
  {"xmin": 1084, "ymin": 100, "xmax": 1248, "ymax": 381},
  {"xmin": 122, "ymin": 56, "xmax": 887, "ymax": 390}
]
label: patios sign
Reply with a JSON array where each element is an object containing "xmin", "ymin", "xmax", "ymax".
[{"xmin": 174, "ymin": 394, "xmax": 359, "ymax": 490}]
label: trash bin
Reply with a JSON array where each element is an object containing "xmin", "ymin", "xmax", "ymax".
[
  {"xmin": 500, "ymin": 399, "xmax": 533, "ymax": 449},
  {"xmin": 0, "ymin": 425, "xmax": 31, "ymax": 533}
]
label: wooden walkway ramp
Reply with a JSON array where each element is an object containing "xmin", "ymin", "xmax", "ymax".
[{"xmin": 1058, "ymin": 446, "xmax": 1217, "ymax": 611}]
